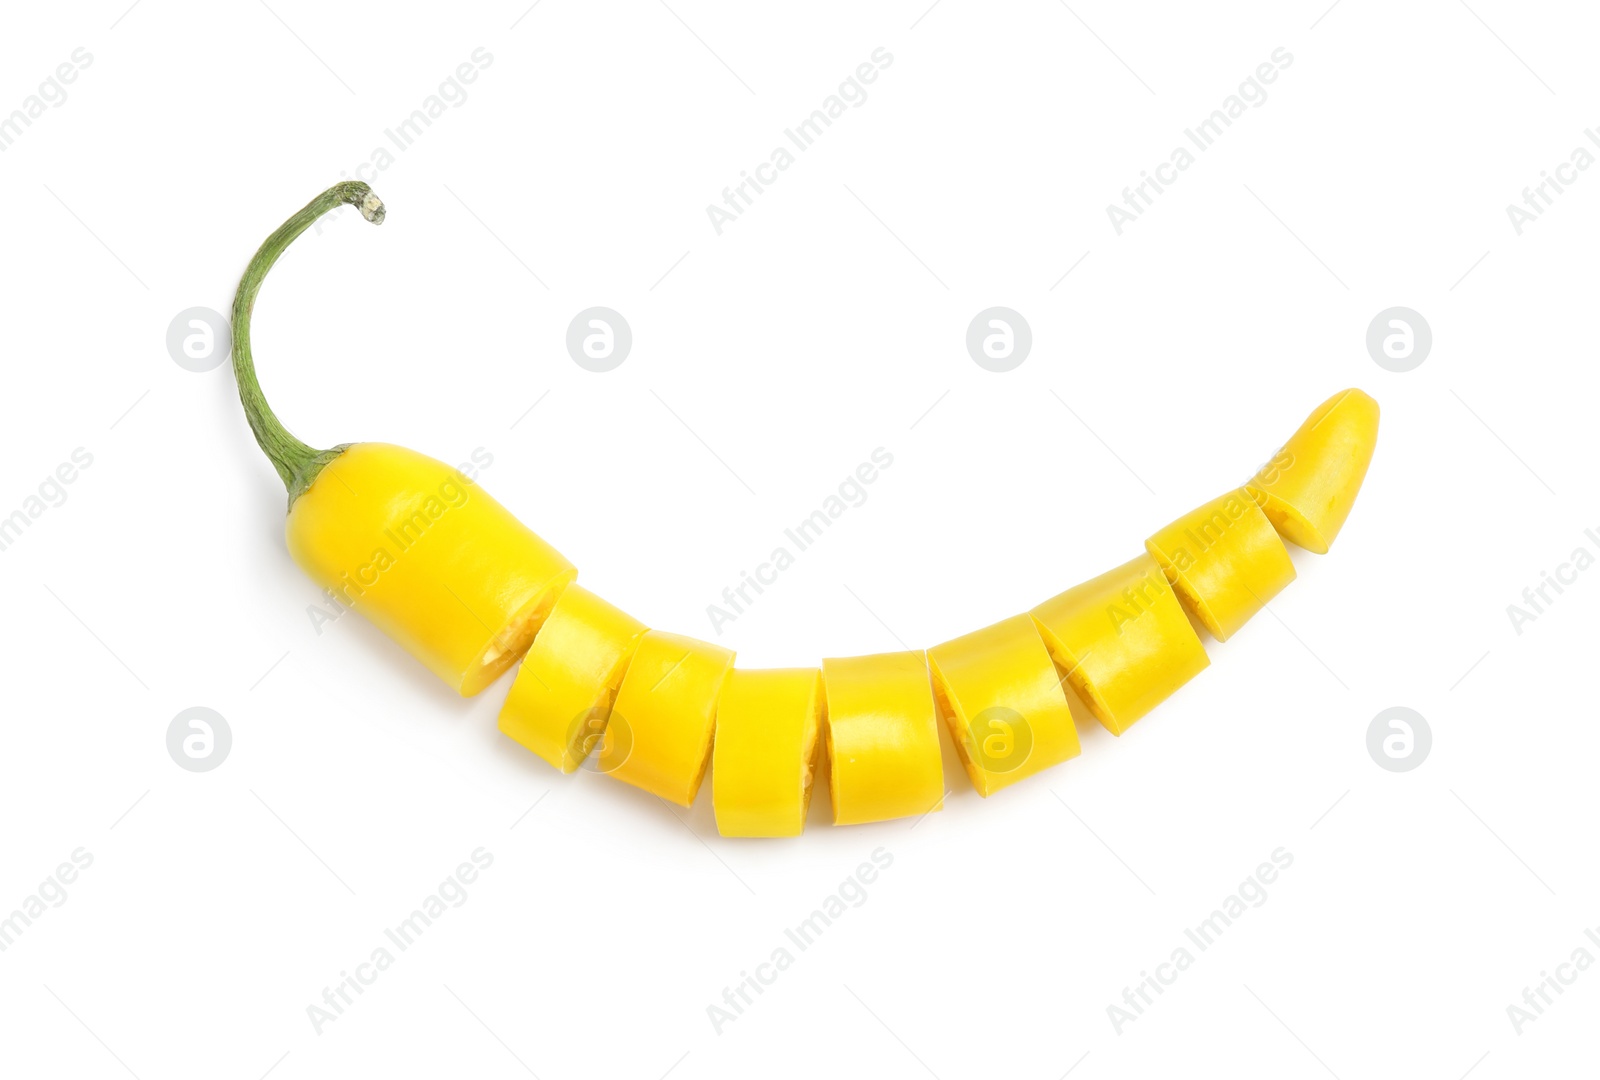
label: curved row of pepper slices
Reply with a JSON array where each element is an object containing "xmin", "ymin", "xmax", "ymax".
[{"xmin": 497, "ymin": 388, "xmax": 1379, "ymax": 836}]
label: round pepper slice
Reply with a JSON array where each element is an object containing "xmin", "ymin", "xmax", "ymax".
[
  {"xmin": 1030, "ymin": 553, "xmax": 1210, "ymax": 735},
  {"xmin": 712, "ymin": 668, "xmax": 823, "ymax": 837},
  {"xmin": 604, "ymin": 630, "xmax": 735, "ymax": 807},
  {"xmin": 498, "ymin": 585, "xmax": 647, "ymax": 773},
  {"xmin": 821, "ymin": 651, "xmax": 944, "ymax": 825},
  {"xmin": 1246, "ymin": 388, "xmax": 1380, "ymax": 554},
  {"xmin": 927, "ymin": 614, "xmax": 1081, "ymax": 796},
  {"xmin": 1145, "ymin": 488, "xmax": 1296, "ymax": 642}
]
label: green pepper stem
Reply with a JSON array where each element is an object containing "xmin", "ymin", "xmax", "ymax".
[{"xmin": 231, "ymin": 181, "xmax": 385, "ymax": 506}]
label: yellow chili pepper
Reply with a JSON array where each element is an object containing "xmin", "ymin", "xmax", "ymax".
[
  {"xmin": 927, "ymin": 614, "xmax": 1081, "ymax": 795},
  {"xmin": 712, "ymin": 668, "xmax": 823, "ymax": 837},
  {"xmin": 1030, "ymin": 553, "xmax": 1210, "ymax": 735},
  {"xmin": 604, "ymin": 630, "xmax": 735, "ymax": 807},
  {"xmin": 498, "ymin": 585, "xmax": 648, "ymax": 772},
  {"xmin": 1145, "ymin": 489, "xmax": 1296, "ymax": 642},
  {"xmin": 231, "ymin": 183, "xmax": 576, "ymax": 696},
  {"xmin": 821, "ymin": 651, "xmax": 944, "ymax": 825},
  {"xmin": 1246, "ymin": 388, "xmax": 1381, "ymax": 554}
]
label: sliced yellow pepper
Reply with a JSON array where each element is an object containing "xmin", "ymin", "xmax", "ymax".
[
  {"xmin": 233, "ymin": 187, "xmax": 1384, "ymax": 838},
  {"xmin": 1246, "ymin": 388, "xmax": 1380, "ymax": 554},
  {"xmin": 234, "ymin": 182, "xmax": 575, "ymax": 697},
  {"xmin": 712, "ymin": 668, "xmax": 823, "ymax": 837},
  {"xmin": 1145, "ymin": 489, "xmax": 1295, "ymax": 642},
  {"xmin": 927, "ymin": 614, "xmax": 1081, "ymax": 795},
  {"xmin": 497, "ymin": 585, "xmax": 647, "ymax": 772},
  {"xmin": 604, "ymin": 630, "xmax": 735, "ymax": 807},
  {"xmin": 821, "ymin": 651, "xmax": 944, "ymax": 825},
  {"xmin": 1030, "ymin": 553, "xmax": 1210, "ymax": 735}
]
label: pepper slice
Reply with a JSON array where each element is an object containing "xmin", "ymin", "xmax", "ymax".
[
  {"xmin": 498, "ymin": 585, "xmax": 647, "ymax": 772},
  {"xmin": 1030, "ymin": 553, "xmax": 1210, "ymax": 735},
  {"xmin": 1145, "ymin": 489, "xmax": 1296, "ymax": 642},
  {"xmin": 232, "ymin": 183, "xmax": 575, "ymax": 696},
  {"xmin": 821, "ymin": 651, "xmax": 944, "ymax": 825},
  {"xmin": 927, "ymin": 614, "xmax": 1081, "ymax": 796},
  {"xmin": 604, "ymin": 630, "xmax": 735, "ymax": 807},
  {"xmin": 1246, "ymin": 388, "xmax": 1380, "ymax": 554},
  {"xmin": 288, "ymin": 444, "xmax": 576, "ymax": 697},
  {"xmin": 712, "ymin": 668, "xmax": 824, "ymax": 837}
]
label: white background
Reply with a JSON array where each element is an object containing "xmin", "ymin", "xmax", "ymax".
[{"xmin": 0, "ymin": 1, "xmax": 1595, "ymax": 1076}]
